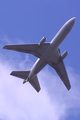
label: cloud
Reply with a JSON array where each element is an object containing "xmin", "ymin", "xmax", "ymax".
[
  {"xmin": 0, "ymin": 38, "xmax": 80, "ymax": 120},
  {"xmin": 0, "ymin": 59, "xmax": 61, "ymax": 120},
  {"xmin": 0, "ymin": 54, "xmax": 80, "ymax": 120}
]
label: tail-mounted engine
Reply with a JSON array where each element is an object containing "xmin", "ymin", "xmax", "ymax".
[{"xmin": 38, "ymin": 37, "xmax": 47, "ymax": 46}]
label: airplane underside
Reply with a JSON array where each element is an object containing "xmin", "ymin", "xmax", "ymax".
[{"xmin": 3, "ymin": 17, "xmax": 76, "ymax": 92}]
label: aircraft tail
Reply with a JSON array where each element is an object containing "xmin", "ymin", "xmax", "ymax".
[{"xmin": 10, "ymin": 71, "xmax": 41, "ymax": 92}]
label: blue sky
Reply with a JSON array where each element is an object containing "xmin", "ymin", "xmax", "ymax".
[{"xmin": 0, "ymin": 0, "xmax": 80, "ymax": 120}]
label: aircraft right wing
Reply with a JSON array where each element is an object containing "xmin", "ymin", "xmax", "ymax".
[{"xmin": 3, "ymin": 43, "xmax": 50, "ymax": 58}]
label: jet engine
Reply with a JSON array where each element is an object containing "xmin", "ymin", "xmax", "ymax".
[
  {"xmin": 61, "ymin": 51, "xmax": 68, "ymax": 60},
  {"xmin": 38, "ymin": 37, "xmax": 47, "ymax": 45}
]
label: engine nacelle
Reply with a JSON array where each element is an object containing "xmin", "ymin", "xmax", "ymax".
[
  {"xmin": 38, "ymin": 37, "xmax": 47, "ymax": 45},
  {"xmin": 61, "ymin": 51, "xmax": 68, "ymax": 60}
]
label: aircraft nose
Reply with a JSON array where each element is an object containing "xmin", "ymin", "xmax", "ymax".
[
  {"xmin": 68, "ymin": 17, "xmax": 76, "ymax": 25},
  {"xmin": 71, "ymin": 17, "xmax": 76, "ymax": 24},
  {"xmin": 66, "ymin": 17, "xmax": 76, "ymax": 30}
]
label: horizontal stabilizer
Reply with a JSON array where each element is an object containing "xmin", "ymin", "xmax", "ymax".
[
  {"xmin": 29, "ymin": 76, "xmax": 41, "ymax": 92},
  {"xmin": 10, "ymin": 71, "xmax": 30, "ymax": 79},
  {"xmin": 10, "ymin": 71, "xmax": 41, "ymax": 92}
]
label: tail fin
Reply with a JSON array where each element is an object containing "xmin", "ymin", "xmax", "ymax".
[{"xmin": 10, "ymin": 71, "xmax": 30, "ymax": 79}]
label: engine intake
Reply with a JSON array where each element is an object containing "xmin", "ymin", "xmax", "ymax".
[
  {"xmin": 38, "ymin": 37, "xmax": 47, "ymax": 45},
  {"xmin": 61, "ymin": 51, "xmax": 68, "ymax": 59}
]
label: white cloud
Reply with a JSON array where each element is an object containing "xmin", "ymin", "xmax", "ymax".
[
  {"xmin": 0, "ymin": 38, "xmax": 80, "ymax": 120},
  {"xmin": 0, "ymin": 56, "xmax": 80, "ymax": 120}
]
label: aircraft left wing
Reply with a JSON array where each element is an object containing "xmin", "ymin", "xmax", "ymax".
[{"xmin": 3, "ymin": 43, "xmax": 50, "ymax": 58}]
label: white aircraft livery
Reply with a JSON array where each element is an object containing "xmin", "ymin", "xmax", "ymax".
[{"xmin": 3, "ymin": 17, "xmax": 76, "ymax": 92}]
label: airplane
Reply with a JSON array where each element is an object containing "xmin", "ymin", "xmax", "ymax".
[{"xmin": 3, "ymin": 17, "xmax": 76, "ymax": 92}]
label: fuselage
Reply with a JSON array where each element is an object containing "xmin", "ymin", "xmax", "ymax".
[{"xmin": 28, "ymin": 17, "xmax": 76, "ymax": 81}]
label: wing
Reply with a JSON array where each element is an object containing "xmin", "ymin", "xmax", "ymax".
[
  {"xmin": 48, "ymin": 49, "xmax": 71, "ymax": 90},
  {"xmin": 3, "ymin": 43, "xmax": 50, "ymax": 58}
]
